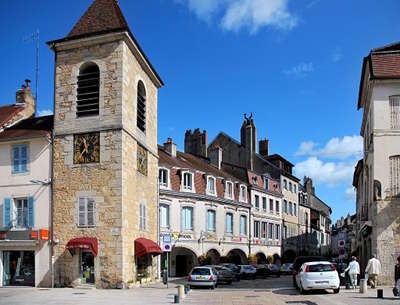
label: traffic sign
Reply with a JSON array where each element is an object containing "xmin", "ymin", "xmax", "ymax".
[
  {"xmin": 338, "ymin": 240, "xmax": 345, "ymax": 248},
  {"xmin": 162, "ymin": 233, "xmax": 172, "ymax": 252}
]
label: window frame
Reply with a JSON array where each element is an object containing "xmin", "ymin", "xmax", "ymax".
[
  {"xmin": 284, "ymin": 200, "xmax": 288, "ymax": 214},
  {"xmin": 11, "ymin": 144, "xmax": 29, "ymax": 174},
  {"xmin": 269, "ymin": 199, "xmax": 274, "ymax": 213},
  {"xmin": 225, "ymin": 212, "xmax": 234, "ymax": 234},
  {"xmin": 254, "ymin": 220, "xmax": 260, "ymax": 238},
  {"xmin": 275, "ymin": 200, "xmax": 280, "ymax": 215},
  {"xmin": 182, "ymin": 171, "xmax": 195, "ymax": 192},
  {"xmin": 76, "ymin": 62, "xmax": 100, "ymax": 118},
  {"xmin": 262, "ymin": 197, "xmax": 267, "ymax": 211},
  {"xmin": 254, "ymin": 194, "xmax": 260, "ymax": 210},
  {"xmin": 268, "ymin": 223, "xmax": 274, "ymax": 240},
  {"xmin": 159, "ymin": 168, "xmax": 170, "ymax": 189},
  {"xmin": 77, "ymin": 197, "xmax": 95, "ymax": 228},
  {"xmin": 289, "ymin": 202, "xmax": 293, "ymax": 215},
  {"xmin": 159, "ymin": 203, "xmax": 170, "ymax": 229},
  {"xmin": 206, "ymin": 209, "xmax": 216, "ymax": 232},
  {"xmin": 181, "ymin": 206, "xmax": 194, "ymax": 231},
  {"xmin": 15, "ymin": 198, "xmax": 28, "ymax": 228},
  {"xmin": 261, "ymin": 221, "xmax": 267, "ymax": 239},
  {"xmin": 263, "ymin": 177, "xmax": 269, "ymax": 190},
  {"xmin": 293, "ymin": 203, "xmax": 297, "ymax": 216},
  {"xmin": 275, "ymin": 224, "xmax": 280, "ymax": 240},
  {"xmin": 206, "ymin": 175, "xmax": 217, "ymax": 196},
  {"xmin": 240, "ymin": 215, "xmax": 247, "ymax": 236},
  {"xmin": 239, "ymin": 185, "xmax": 247, "ymax": 203},
  {"xmin": 225, "ymin": 181, "xmax": 234, "ymax": 199},
  {"xmin": 139, "ymin": 201, "xmax": 147, "ymax": 231}
]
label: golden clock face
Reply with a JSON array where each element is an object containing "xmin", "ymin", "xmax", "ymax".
[
  {"xmin": 73, "ymin": 132, "xmax": 100, "ymax": 164},
  {"xmin": 137, "ymin": 144, "xmax": 148, "ymax": 176}
]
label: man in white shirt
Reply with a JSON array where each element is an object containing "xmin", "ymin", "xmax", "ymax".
[{"xmin": 365, "ymin": 254, "xmax": 381, "ymax": 288}]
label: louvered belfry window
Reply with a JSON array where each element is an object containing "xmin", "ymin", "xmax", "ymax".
[
  {"xmin": 76, "ymin": 62, "xmax": 100, "ymax": 117},
  {"xmin": 137, "ymin": 81, "xmax": 146, "ymax": 132}
]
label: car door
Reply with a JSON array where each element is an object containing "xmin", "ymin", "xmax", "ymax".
[{"xmin": 296, "ymin": 265, "xmax": 304, "ymax": 287}]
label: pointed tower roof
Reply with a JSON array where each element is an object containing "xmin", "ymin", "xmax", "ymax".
[
  {"xmin": 47, "ymin": 0, "xmax": 163, "ymax": 87},
  {"xmin": 67, "ymin": 0, "xmax": 129, "ymax": 39}
]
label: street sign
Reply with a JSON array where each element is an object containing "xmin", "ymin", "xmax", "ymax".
[{"xmin": 162, "ymin": 233, "xmax": 172, "ymax": 252}]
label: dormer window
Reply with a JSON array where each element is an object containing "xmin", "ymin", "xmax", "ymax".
[
  {"xmin": 263, "ymin": 177, "xmax": 269, "ymax": 190},
  {"xmin": 283, "ymin": 179, "xmax": 287, "ymax": 190},
  {"xmin": 239, "ymin": 185, "xmax": 247, "ymax": 202},
  {"xmin": 159, "ymin": 168, "xmax": 169, "ymax": 188},
  {"xmin": 225, "ymin": 181, "xmax": 233, "ymax": 199},
  {"xmin": 252, "ymin": 176, "xmax": 258, "ymax": 186},
  {"xmin": 207, "ymin": 176, "xmax": 216, "ymax": 195},
  {"xmin": 182, "ymin": 172, "xmax": 194, "ymax": 191}
]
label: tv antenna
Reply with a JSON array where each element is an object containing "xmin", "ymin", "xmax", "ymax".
[{"xmin": 23, "ymin": 29, "xmax": 39, "ymax": 114}]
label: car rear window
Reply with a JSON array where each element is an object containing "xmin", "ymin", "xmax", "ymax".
[
  {"xmin": 192, "ymin": 268, "xmax": 211, "ymax": 275},
  {"xmin": 308, "ymin": 264, "xmax": 333, "ymax": 272}
]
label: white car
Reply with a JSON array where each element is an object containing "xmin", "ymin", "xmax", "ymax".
[{"xmin": 295, "ymin": 261, "xmax": 340, "ymax": 294}]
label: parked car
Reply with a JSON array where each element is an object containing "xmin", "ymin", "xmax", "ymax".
[
  {"xmin": 255, "ymin": 264, "xmax": 269, "ymax": 278},
  {"xmin": 295, "ymin": 261, "xmax": 340, "ymax": 294},
  {"xmin": 292, "ymin": 256, "xmax": 325, "ymax": 287},
  {"xmin": 187, "ymin": 266, "xmax": 217, "ymax": 289},
  {"xmin": 220, "ymin": 263, "xmax": 241, "ymax": 281},
  {"xmin": 239, "ymin": 265, "xmax": 257, "ymax": 279},
  {"xmin": 266, "ymin": 264, "xmax": 281, "ymax": 277},
  {"xmin": 205, "ymin": 265, "xmax": 233, "ymax": 285},
  {"xmin": 280, "ymin": 263, "xmax": 293, "ymax": 275}
]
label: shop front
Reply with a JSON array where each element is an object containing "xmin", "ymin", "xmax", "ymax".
[
  {"xmin": 0, "ymin": 229, "xmax": 50, "ymax": 287},
  {"xmin": 134, "ymin": 237, "xmax": 162, "ymax": 283}
]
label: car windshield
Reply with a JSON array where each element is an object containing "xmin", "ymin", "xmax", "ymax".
[
  {"xmin": 192, "ymin": 268, "xmax": 211, "ymax": 275},
  {"xmin": 307, "ymin": 264, "xmax": 333, "ymax": 272}
]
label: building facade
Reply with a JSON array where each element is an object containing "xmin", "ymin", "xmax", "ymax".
[
  {"xmin": 48, "ymin": 0, "xmax": 163, "ymax": 288},
  {"xmin": 0, "ymin": 84, "xmax": 52, "ymax": 287},
  {"xmin": 331, "ymin": 214, "xmax": 356, "ymax": 260},
  {"xmin": 355, "ymin": 41, "xmax": 400, "ymax": 284},
  {"xmin": 158, "ymin": 139, "xmax": 252, "ymax": 276}
]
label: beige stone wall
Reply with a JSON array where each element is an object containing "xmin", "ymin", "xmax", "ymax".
[
  {"xmin": 52, "ymin": 34, "xmax": 160, "ymax": 288},
  {"xmin": 53, "ymin": 131, "xmax": 123, "ymax": 288}
]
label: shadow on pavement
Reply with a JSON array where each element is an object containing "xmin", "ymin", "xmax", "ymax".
[
  {"xmin": 351, "ymin": 296, "xmax": 399, "ymax": 301},
  {"xmin": 286, "ymin": 301, "xmax": 318, "ymax": 305}
]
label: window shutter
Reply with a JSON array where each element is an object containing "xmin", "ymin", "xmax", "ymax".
[
  {"xmin": 78, "ymin": 198, "xmax": 86, "ymax": 226},
  {"xmin": 143, "ymin": 204, "xmax": 146, "ymax": 230},
  {"xmin": 87, "ymin": 199, "xmax": 95, "ymax": 226},
  {"xmin": 20, "ymin": 145, "xmax": 28, "ymax": 172},
  {"xmin": 27, "ymin": 197, "xmax": 34, "ymax": 228},
  {"xmin": 3, "ymin": 198, "xmax": 12, "ymax": 228},
  {"xmin": 12, "ymin": 146, "xmax": 20, "ymax": 173}
]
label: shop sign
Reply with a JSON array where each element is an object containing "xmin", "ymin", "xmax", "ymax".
[
  {"xmin": 231, "ymin": 236, "xmax": 243, "ymax": 242},
  {"xmin": 172, "ymin": 232, "xmax": 193, "ymax": 240},
  {"xmin": 40, "ymin": 229, "xmax": 49, "ymax": 241}
]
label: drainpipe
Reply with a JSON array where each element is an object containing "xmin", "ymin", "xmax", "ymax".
[{"xmin": 157, "ymin": 173, "xmax": 160, "ymax": 280}]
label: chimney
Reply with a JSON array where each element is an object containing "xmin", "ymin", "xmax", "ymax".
[
  {"xmin": 209, "ymin": 144, "xmax": 223, "ymax": 170},
  {"xmin": 304, "ymin": 176, "xmax": 315, "ymax": 195},
  {"xmin": 184, "ymin": 128, "xmax": 207, "ymax": 157},
  {"xmin": 259, "ymin": 138, "xmax": 269, "ymax": 157},
  {"xmin": 164, "ymin": 137, "xmax": 176, "ymax": 158}
]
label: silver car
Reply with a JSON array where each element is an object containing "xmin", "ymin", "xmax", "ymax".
[{"xmin": 187, "ymin": 266, "xmax": 217, "ymax": 289}]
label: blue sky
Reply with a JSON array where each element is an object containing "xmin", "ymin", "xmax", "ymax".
[{"xmin": 1, "ymin": 0, "xmax": 399, "ymax": 222}]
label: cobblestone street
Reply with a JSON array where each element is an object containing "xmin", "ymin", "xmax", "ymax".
[{"xmin": 1, "ymin": 276, "xmax": 399, "ymax": 305}]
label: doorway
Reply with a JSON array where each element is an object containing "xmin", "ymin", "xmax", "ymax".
[{"xmin": 80, "ymin": 250, "xmax": 95, "ymax": 284}]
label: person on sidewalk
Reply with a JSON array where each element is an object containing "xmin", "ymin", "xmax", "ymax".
[
  {"xmin": 365, "ymin": 254, "xmax": 381, "ymax": 288},
  {"xmin": 394, "ymin": 256, "xmax": 400, "ymax": 296},
  {"xmin": 345, "ymin": 256, "xmax": 360, "ymax": 289}
]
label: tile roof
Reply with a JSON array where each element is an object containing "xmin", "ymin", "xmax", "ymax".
[
  {"xmin": 0, "ymin": 115, "xmax": 53, "ymax": 141},
  {"xmin": 67, "ymin": 0, "xmax": 129, "ymax": 39},
  {"xmin": 370, "ymin": 53, "xmax": 400, "ymax": 78},
  {"xmin": 0, "ymin": 105, "xmax": 24, "ymax": 128},
  {"xmin": 158, "ymin": 145, "xmax": 244, "ymax": 183}
]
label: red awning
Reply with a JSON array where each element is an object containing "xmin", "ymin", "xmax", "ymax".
[
  {"xmin": 135, "ymin": 237, "xmax": 162, "ymax": 258},
  {"xmin": 66, "ymin": 237, "xmax": 98, "ymax": 256}
]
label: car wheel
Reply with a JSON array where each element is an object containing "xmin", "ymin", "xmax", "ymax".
[{"xmin": 333, "ymin": 288, "xmax": 340, "ymax": 294}]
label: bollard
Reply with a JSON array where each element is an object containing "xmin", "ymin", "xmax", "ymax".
[
  {"xmin": 178, "ymin": 285, "xmax": 185, "ymax": 299},
  {"xmin": 174, "ymin": 294, "xmax": 179, "ymax": 304},
  {"xmin": 359, "ymin": 279, "xmax": 367, "ymax": 294},
  {"xmin": 377, "ymin": 289, "xmax": 383, "ymax": 298}
]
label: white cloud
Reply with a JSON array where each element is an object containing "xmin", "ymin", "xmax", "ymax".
[
  {"xmin": 306, "ymin": 0, "xmax": 320, "ymax": 9},
  {"xmin": 284, "ymin": 62, "xmax": 314, "ymax": 77},
  {"xmin": 175, "ymin": 0, "xmax": 297, "ymax": 33},
  {"xmin": 332, "ymin": 47, "xmax": 343, "ymax": 62},
  {"xmin": 37, "ymin": 109, "xmax": 53, "ymax": 116},
  {"xmin": 344, "ymin": 186, "xmax": 355, "ymax": 201},
  {"xmin": 294, "ymin": 157, "xmax": 355, "ymax": 186},
  {"xmin": 296, "ymin": 135, "xmax": 362, "ymax": 159}
]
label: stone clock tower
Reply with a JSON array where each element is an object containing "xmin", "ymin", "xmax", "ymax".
[{"xmin": 47, "ymin": 0, "xmax": 163, "ymax": 288}]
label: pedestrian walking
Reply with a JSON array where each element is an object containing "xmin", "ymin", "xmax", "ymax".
[
  {"xmin": 394, "ymin": 256, "xmax": 400, "ymax": 296},
  {"xmin": 345, "ymin": 256, "xmax": 360, "ymax": 289},
  {"xmin": 365, "ymin": 254, "xmax": 381, "ymax": 288}
]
